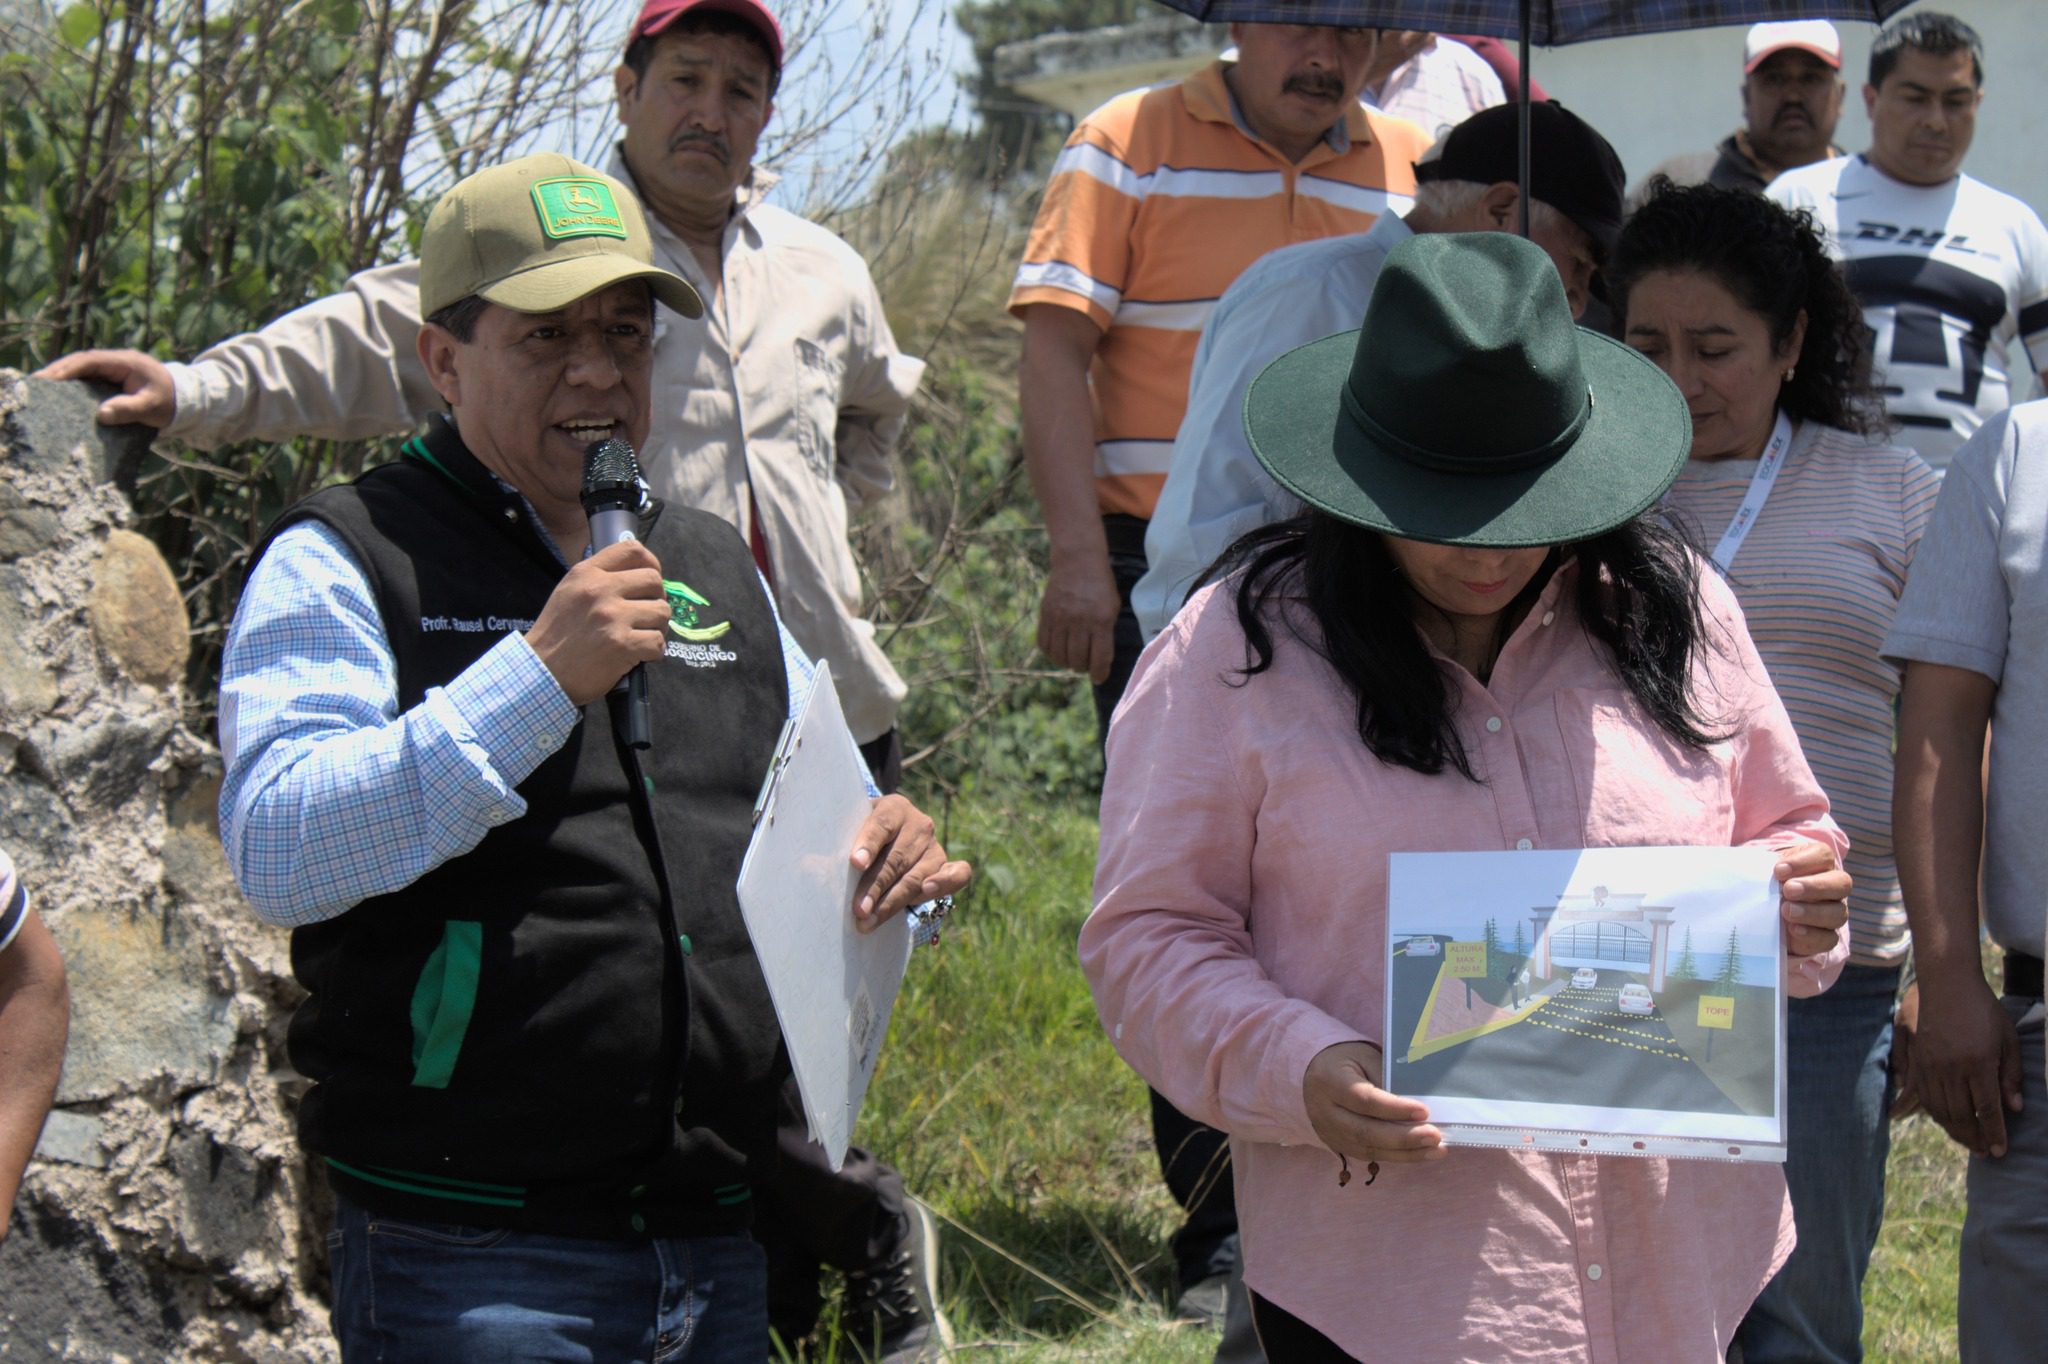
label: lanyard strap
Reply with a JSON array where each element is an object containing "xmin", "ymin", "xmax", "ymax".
[{"xmin": 1709, "ymin": 412, "xmax": 1795, "ymax": 573}]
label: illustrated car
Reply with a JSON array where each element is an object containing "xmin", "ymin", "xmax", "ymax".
[
  {"xmin": 1617, "ymin": 983, "xmax": 1656, "ymax": 1015},
  {"xmin": 1406, "ymin": 937, "xmax": 1442, "ymax": 957},
  {"xmin": 1571, "ymin": 967, "xmax": 1599, "ymax": 990}
]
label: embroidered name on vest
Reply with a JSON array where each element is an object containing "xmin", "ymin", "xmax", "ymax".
[{"xmin": 422, "ymin": 614, "xmax": 537, "ymax": 633}]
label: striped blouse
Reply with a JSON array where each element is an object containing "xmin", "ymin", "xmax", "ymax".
[
  {"xmin": 1663, "ymin": 420, "xmax": 1940, "ymax": 964},
  {"xmin": 0, "ymin": 848, "xmax": 24, "ymax": 955},
  {"xmin": 1008, "ymin": 61, "xmax": 1427, "ymax": 521}
]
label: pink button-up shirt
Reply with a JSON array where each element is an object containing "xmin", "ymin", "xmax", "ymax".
[{"xmin": 1080, "ymin": 560, "xmax": 1848, "ymax": 1362}]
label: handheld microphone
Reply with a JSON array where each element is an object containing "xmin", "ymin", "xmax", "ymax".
[{"xmin": 580, "ymin": 437, "xmax": 653, "ymax": 750}]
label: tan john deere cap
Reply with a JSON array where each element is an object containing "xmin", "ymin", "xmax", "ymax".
[{"xmin": 418, "ymin": 152, "xmax": 703, "ymax": 320}]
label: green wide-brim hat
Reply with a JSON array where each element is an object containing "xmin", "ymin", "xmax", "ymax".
[{"xmin": 1244, "ymin": 232, "xmax": 1690, "ymax": 547}]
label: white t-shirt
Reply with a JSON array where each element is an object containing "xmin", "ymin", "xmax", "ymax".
[{"xmin": 1769, "ymin": 155, "xmax": 2048, "ymax": 469}]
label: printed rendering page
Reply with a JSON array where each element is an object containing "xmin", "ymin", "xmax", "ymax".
[{"xmin": 1384, "ymin": 847, "xmax": 1786, "ymax": 1161}]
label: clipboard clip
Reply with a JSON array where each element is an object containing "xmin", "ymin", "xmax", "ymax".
[{"xmin": 751, "ymin": 715, "xmax": 802, "ymax": 827}]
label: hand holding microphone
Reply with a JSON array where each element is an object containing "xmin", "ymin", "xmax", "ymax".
[
  {"xmin": 577, "ymin": 437, "xmax": 656, "ymax": 748},
  {"xmin": 524, "ymin": 439, "xmax": 664, "ymax": 728}
]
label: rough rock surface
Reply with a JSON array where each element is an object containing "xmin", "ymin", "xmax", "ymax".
[
  {"xmin": 89, "ymin": 529, "xmax": 192, "ymax": 688},
  {"xmin": 0, "ymin": 372, "xmax": 335, "ymax": 1361}
]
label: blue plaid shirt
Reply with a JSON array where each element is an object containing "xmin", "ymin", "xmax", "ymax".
[{"xmin": 219, "ymin": 515, "xmax": 909, "ymax": 934}]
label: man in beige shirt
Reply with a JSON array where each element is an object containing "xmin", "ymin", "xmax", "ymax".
[{"xmin": 40, "ymin": 2, "xmax": 943, "ymax": 1360}]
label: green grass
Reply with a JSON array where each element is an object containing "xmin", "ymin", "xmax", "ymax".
[
  {"xmin": 785, "ymin": 794, "xmax": 1971, "ymax": 1360},
  {"xmin": 793, "ymin": 795, "xmax": 1214, "ymax": 1361},
  {"xmin": 1864, "ymin": 1115, "xmax": 1968, "ymax": 1361}
]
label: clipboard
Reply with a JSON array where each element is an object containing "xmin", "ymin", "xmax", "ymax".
[{"xmin": 736, "ymin": 662, "xmax": 910, "ymax": 1170}]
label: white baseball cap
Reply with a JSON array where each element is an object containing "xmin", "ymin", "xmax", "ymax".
[{"xmin": 1744, "ymin": 20, "xmax": 1842, "ymax": 73}]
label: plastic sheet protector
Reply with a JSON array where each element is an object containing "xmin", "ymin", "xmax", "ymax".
[{"xmin": 1384, "ymin": 846, "xmax": 1786, "ymax": 1163}]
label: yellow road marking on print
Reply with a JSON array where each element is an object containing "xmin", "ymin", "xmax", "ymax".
[
  {"xmin": 1543, "ymin": 1006, "xmax": 1676, "ymax": 1045},
  {"xmin": 1522, "ymin": 1014, "xmax": 1690, "ymax": 1060}
]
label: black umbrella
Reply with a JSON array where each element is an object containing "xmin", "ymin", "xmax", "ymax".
[{"xmin": 1151, "ymin": 2, "xmax": 1915, "ymax": 231}]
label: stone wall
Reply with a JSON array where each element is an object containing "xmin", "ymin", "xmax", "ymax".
[{"xmin": 0, "ymin": 372, "xmax": 333, "ymax": 1361}]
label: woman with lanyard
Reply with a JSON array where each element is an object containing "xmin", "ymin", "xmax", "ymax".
[
  {"xmin": 1611, "ymin": 180, "xmax": 1939, "ymax": 1364},
  {"xmin": 1080, "ymin": 230, "xmax": 1852, "ymax": 1361}
]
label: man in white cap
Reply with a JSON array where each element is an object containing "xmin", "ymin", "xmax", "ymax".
[{"xmin": 1630, "ymin": 20, "xmax": 1844, "ymax": 206}]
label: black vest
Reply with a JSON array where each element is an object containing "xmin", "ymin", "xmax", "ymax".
[{"xmin": 256, "ymin": 416, "xmax": 790, "ymax": 1238}]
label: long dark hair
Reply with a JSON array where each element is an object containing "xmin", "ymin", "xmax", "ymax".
[
  {"xmin": 1218, "ymin": 512, "xmax": 1722, "ymax": 780},
  {"xmin": 1608, "ymin": 180, "xmax": 1887, "ymax": 439}
]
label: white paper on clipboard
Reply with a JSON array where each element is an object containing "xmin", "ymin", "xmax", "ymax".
[{"xmin": 736, "ymin": 662, "xmax": 910, "ymax": 1171}]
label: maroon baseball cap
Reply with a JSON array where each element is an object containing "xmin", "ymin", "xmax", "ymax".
[{"xmin": 626, "ymin": 0, "xmax": 783, "ymax": 73}]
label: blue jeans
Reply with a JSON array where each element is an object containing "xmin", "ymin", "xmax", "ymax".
[
  {"xmin": 1734, "ymin": 962, "xmax": 1900, "ymax": 1364},
  {"xmin": 328, "ymin": 1195, "xmax": 768, "ymax": 1363}
]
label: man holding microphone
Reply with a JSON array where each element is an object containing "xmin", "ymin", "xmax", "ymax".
[
  {"xmin": 214, "ymin": 151, "xmax": 967, "ymax": 1360},
  {"xmin": 45, "ymin": 2, "xmax": 951, "ymax": 1353}
]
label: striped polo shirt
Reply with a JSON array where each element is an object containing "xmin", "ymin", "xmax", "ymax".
[
  {"xmin": 1009, "ymin": 61, "xmax": 1428, "ymax": 521},
  {"xmin": 1662, "ymin": 421, "xmax": 1940, "ymax": 964}
]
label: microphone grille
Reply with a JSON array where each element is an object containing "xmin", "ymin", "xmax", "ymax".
[{"xmin": 581, "ymin": 437, "xmax": 641, "ymax": 491}]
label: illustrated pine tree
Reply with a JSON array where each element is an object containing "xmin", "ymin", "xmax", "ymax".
[
  {"xmin": 1715, "ymin": 927, "xmax": 1744, "ymax": 991},
  {"xmin": 1673, "ymin": 927, "xmax": 1699, "ymax": 982}
]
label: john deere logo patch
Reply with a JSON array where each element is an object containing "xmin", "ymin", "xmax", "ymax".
[
  {"xmin": 664, "ymin": 580, "xmax": 731, "ymax": 641},
  {"xmin": 531, "ymin": 178, "xmax": 629, "ymax": 241}
]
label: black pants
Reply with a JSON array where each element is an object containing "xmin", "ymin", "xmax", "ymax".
[
  {"xmin": 753, "ymin": 728, "xmax": 908, "ymax": 1342},
  {"xmin": 1094, "ymin": 516, "xmax": 1243, "ymax": 1286},
  {"xmin": 755, "ymin": 1078, "xmax": 910, "ymax": 1341},
  {"xmin": 1090, "ymin": 514, "xmax": 1151, "ymax": 743},
  {"xmin": 1152, "ymin": 1086, "xmax": 1241, "ymax": 1287},
  {"xmin": 1250, "ymin": 1292, "xmax": 1359, "ymax": 1361}
]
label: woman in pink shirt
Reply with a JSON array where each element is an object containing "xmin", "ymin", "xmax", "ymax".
[{"xmin": 1080, "ymin": 233, "xmax": 1852, "ymax": 1362}]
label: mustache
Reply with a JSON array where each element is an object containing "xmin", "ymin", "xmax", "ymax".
[
  {"xmin": 668, "ymin": 130, "xmax": 730, "ymax": 163},
  {"xmin": 1284, "ymin": 70, "xmax": 1346, "ymax": 100},
  {"xmin": 1773, "ymin": 104, "xmax": 1813, "ymax": 124}
]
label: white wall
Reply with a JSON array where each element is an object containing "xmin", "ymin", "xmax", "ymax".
[{"xmin": 1527, "ymin": 1, "xmax": 2048, "ymax": 215}]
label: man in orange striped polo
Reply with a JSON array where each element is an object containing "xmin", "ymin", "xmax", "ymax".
[
  {"xmin": 1008, "ymin": 22, "xmax": 1430, "ymax": 1342},
  {"xmin": 1012, "ymin": 24, "xmax": 1429, "ymax": 741}
]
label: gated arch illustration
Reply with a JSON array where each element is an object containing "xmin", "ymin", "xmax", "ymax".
[{"xmin": 1529, "ymin": 885, "xmax": 1677, "ymax": 992}]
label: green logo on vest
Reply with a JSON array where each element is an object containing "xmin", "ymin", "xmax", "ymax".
[
  {"xmin": 530, "ymin": 178, "xmax": 629, "ymax": 241},
  {"xmin": 664, "ymin": 579, "xmax": 732, "ymax": 641}
]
